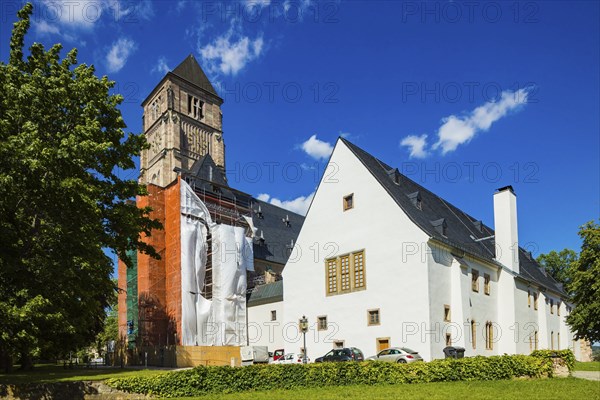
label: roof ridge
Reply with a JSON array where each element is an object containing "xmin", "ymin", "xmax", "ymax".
[{"xmin": 338, "ymin": 137, "xmax": 564, "ymax": 296}]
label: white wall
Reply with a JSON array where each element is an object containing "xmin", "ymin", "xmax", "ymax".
[
  {"xmin": 247, "ymin": 301, "xmax": 285, "ymax": 352},
  {"xmin": 281, "ymin": 139, "xmax": 577, "ymax": 362},
  {"xmin": 427, "ymin": 243, "xmax": 500, "ymax": 359},
  {"xmin": 283, "ymin": 140, "xmax": 432, "ymax": 361}
]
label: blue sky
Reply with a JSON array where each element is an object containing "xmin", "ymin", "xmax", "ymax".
[{"xmin": 1, "ymin": 0, "xmax": 598, "ymax": 264}]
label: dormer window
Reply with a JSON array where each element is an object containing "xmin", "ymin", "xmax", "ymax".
[
  {"xmin": 407, "ymin": 192, "xmax": 422, "ymax": 210},
  {"xmin": 430, "ymin": 218, "xmax": 447, "ymax": 237},
  {"xmin": 387, "ymin": 168, "xmax": 401, "ymax": 185},
  {"xmin": 187, "ymin": 94, "xmax": 204, "ymax": 119}
]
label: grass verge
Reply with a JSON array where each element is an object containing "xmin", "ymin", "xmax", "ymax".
[
  {"xmin": 172, "ymin": 378, "xmax": 598, "ymax": 400},
  {"xmin": 574, "ymin": 361, "xmax": 600, "ymax": 371},
  {"xmin": 0, "ymin": 364, "xmax": 169, "ymax": 384}
]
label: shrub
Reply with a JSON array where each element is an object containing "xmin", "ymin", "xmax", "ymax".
[
  {"xmin": 106, "ymin": 353, "xmax": 566, "ymax": 397},
  {"xmin": 531, "ymin": 349, "xmax": 575, "ymax": 374}
]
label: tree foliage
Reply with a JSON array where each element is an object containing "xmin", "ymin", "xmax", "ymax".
[
  {"xmin": 536, "ymin": 248, "xmax": 578, "ymax": 290},
  {"xmin": 566, "ymin": 221, "xmax": 600, "ymax": 343},
  {"xmin": 0, "ymin": 3, "xmax": 160, "ymax": 370}
]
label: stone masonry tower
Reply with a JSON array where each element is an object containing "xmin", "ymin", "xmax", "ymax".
[{"xmin": 140, "ymin": 55, "xmax": 225, "ymax": 187}]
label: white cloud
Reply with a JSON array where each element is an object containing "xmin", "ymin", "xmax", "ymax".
[
  {"xmin": 400, "ymin": 134, "xmax": 429, "ymax": 158},
  {"xmin": 432, "ymin": 88, "xmax": 530, "ymax": 154},
  {"xmin": 34, "ymin": 20, "xmax": 60, "ymax": 35},
  {"xmin": 41, "ymin": 0, "xmax": 99, "ymax": 29},
  {"xmin": 175, "ymin": 1, "xmax": 187, "ymax": 13},
  {"xmin": 106, "ymin": 38, "xmax": 137, "ymax": 73},
  {"xmin": 256, "ymin": 193, "xmax": 271, "ymax": 202},
  {"xmin": 152, "ymin": 56, "xmax": 170, "ymax": 75},
  {"xmin": 199, "ymin": 25, "xmax": 265, "ymax": 75},
  {"xmin": 244, "ymin": 0, "xmax": 271, "ymax": 7},
  {"xmin": 39, "ymin": 0, "xmax": 153, "ymax": 32},
  {"xmin": 257, "ymin": 192, "xmax": 315, "ymax": 216},
  {"xmin": 301, "ymin": 134, "xmax": 333, "ymax": 160}
]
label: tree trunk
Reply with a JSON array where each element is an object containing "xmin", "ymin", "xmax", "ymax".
[{"xmin": 18, "ymin": 353, "xmax": 33, "ymax": 370}]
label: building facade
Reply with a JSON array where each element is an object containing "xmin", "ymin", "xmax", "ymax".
[
  {"xmin": 119, "ymin": 56, "xmax": 589, "ymax": 364},
  {"xmin": 282, "ymin": 138, "xmax": 586, "ymax": 361},
  {"xmin": 117, "ymin": 56, "xmax": 303, "ymax": 354}
]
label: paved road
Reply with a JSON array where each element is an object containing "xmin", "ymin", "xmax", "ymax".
[{"xmin": 573, "ymin": 371, "xmax": 600, "ymax": 381}]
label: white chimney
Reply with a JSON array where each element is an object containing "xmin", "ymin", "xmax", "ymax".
[{"xmin": 493, "ymin": 185, "xmax": 519, "ymax": 274}]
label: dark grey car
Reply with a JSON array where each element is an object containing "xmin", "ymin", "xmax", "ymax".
[{"xmin": 315, "ymin": 347, "xmax": 364, "ymax": 362}]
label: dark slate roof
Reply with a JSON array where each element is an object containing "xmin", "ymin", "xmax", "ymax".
[
  {"xmin": 340, "ymin": 137, "xmax": 565, "ymax": 296},
  {"xmin": 172, "ymin": 54, "xmax": 219, "ymax": 98},
  {"xmin": 184, "ymin": 155, "xmax": 304, "ymax": 266},
  {"xmin": 247, "ymin": 280, "xmax": 283, "ymax": 306},
  {"xmin": 187, "ymin": 155, "xmax": 242, "ymax": 202},
  {"xmin": 251, "ymin": 199, "xmax": 304, "ymax": 266},
  {"xmin": 190, "ymin": 155, "xmax": 229, "ymax": 187}
]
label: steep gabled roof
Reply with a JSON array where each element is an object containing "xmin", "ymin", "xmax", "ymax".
[
  {"xmin": 184, "ymin": 155, "xmax": 304, "ymax": 266},
  {"xmin": 251, "ymin": 200, "xmax": 304, "ymax": 266},
  {"xmin": 339, "ymin": 137, "xmax": 565, "ymax": 296},
  {"xmin": 172, "ymin": 54, "xmax": 219, "ymax": 98}
]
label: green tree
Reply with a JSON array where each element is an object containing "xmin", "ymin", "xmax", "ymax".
[
  {"xmin": 96, "ymin": 280, "xmax": 119, "ymax": 354},
  {"xmin": 536, "ymin": 249, "xmax": 578, "ymax": 290},
  {"xmin": 0, "ymin": 3, "xmax": 160, "ymax": 371},
  {"xmin": 566, "ymin": 221, "xmax": 600, "ymax": 343}
]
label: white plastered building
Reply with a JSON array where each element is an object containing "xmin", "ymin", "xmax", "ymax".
[{"xmin": 275, "ymin": 138, "xmax": 583, "ymax": 361}]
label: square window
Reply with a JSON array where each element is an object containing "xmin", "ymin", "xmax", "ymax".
[
  {"xmin": 443, "ymin": 305, "xmax": 451, "ymax": 322},
  {"xmin": 270, "ymin": 310, "xmax": 276, "ymax": 321},
  {"xmin": 484, "ymin": 274, "xmax": 490, "ymax": 295},
  {"xmin": 317, "ymin": 316, "xmax": 328, "ymax": 331},
  {"xmin": 471, "ymin": 270, "xmax": 480, "ymax": 292},
  {"xmin": 343, "ymin": 194, "xmax": 354, "ymax": 211},
  {"xmin": 368, "ymin": 309, "xmax": 380, "ymax": 326}
]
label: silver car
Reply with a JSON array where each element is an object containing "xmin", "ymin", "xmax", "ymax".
[{"xmin": 366, "ymin": 347, "xmax": 423, "ymax": 363}]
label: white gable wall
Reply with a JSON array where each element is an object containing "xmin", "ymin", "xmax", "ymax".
[
  {"xmin": 283, "ymin": 140, "xmax": 432, "ymax": 360},
  {"xmin": 247, "ymin": 301, "xmax": 285, "ymax": 351}
]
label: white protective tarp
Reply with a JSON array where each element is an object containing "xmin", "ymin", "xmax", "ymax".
[
  {"xmin": 180, "ymin": 180, "xmax": 254, "ymax": 346},
  {"xmin": 211, "ymin": 224, "xmax": 254, "ymax": 345},
  {"xmin": 180, "ymin": 180, "xmax": 214, "ymax": 346}
]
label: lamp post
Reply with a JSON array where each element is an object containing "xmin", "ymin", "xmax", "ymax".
[{"xmin": 299, "ymin": 315, "xmax": 308, "ymax": 364}]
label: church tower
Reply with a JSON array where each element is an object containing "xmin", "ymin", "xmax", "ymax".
[{"xmin": 140, "ymin": 55, "xmax": 225, "ymax": 187}]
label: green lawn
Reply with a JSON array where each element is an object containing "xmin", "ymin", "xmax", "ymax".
[
  {"xmin": 0, "ymin": 364, "xmax": 169, "ymax": 384},
  {"xmin": 574, "ymin": 361, "xmax": 600, "ymax": 371},
  {"xmin": 172, "ymin": 379, "xmax": 599, "ymax": 400}
]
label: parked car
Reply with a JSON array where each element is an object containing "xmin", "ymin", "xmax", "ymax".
[
  {"xmin": 314, "ymin": 347, "xmax": 364, "ymax": 363},
  {"xmin": 366, "ymin": 347, "xmax": 423, "ymax": 363},
  {"xmin": 273, "ymin": 352, "xmax": 310, "ymax": 364},
  {"xmin": 272, "ymin": 348, "xmax": 285, "ymax": 362}
]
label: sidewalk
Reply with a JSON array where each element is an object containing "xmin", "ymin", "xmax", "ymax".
[{"xmin": 572, "ymin": 371, "xmax": 600, "ymax": 381}]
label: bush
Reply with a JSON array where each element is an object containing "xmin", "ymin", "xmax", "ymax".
[
  {"xmin": 531, "ymin": 350, "xmax": 575, "ymax": 373},
  {"xmin": 106, "ymin": 352, "xmax": 569, "ymax": 398}
]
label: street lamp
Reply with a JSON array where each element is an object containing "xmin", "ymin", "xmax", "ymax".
[{"xmin": 299, "ymin": 315, "xmax": 309, "ymax": 364}]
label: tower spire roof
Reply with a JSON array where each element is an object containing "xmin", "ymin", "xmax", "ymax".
[{"xmin": 171, "ymin": 54, "xmax": 219, "ymax": 97}]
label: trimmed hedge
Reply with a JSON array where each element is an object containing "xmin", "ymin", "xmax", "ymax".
[
  {"xmin": 106, "ymin": 352, "xmax": 572, "ymax": 398},
  {"xmin": 531, "ymin": 349, "xmax": 575, "ymax": 372}
]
